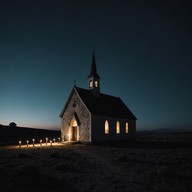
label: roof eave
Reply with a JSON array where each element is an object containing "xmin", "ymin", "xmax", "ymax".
[
  {"xmin": 91, "ymin": 113, "xmax": 137, "ymax": 120},
  {"xmin": 74, "ymin": 87, "xmax": 92, "ymax": 116},
  {"xmin": 87, "ymin": 73, "xmax": 101, "ymax": 79}
]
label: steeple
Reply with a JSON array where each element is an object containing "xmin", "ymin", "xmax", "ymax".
[
  {"xmin": 87, "ymin": 48, "xmax": 100, "ymax": 97},
  {"xmin": 88, "ymin": 48, "xmax": 100, "ymax": 79}
]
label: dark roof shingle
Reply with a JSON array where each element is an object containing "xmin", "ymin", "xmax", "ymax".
[{"xmin": 75, "ymin": 87, "xmax": 137, "ymax": 119}]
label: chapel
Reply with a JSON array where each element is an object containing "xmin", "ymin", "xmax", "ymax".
[{"xmin": 60, "ymin": 51, "xmax": 137, "ymax": 143}]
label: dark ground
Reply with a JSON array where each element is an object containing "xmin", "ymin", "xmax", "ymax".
[
  {"xmin": 0, "ymin": 125, "xmax": 60, "ymax": 146},
  {"xmin": 0, "ymin": 130, "xmax": 192, "ymax": 192}
]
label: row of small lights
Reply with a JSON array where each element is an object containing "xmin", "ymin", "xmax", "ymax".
[{"xmin": 18, "ymin": 137, "xmax": 61, "ymax": 148}]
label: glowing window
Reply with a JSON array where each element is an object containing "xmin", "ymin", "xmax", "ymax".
[
  {"xmin": 105, "ymin": 120, "xmax": 109, "ymax": 134},
  {"xmin": 125, "ymin": 122, "xmax": 129, "ymax": 134},
  {"xmin": 95, "ymin": 81, "xmax": 98, "ymax": 87},
  {"xmin": 90, "ymin": 81, "xmax": 93, "ymax": 87},
  {"xmin": 116, "ymin": 121, "xmax": 120, "ymax": 134}
]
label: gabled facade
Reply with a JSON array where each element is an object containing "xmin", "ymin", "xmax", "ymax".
[{"xmin": 60, "ymin": 51, "xmax": 137, "ymax": 143}]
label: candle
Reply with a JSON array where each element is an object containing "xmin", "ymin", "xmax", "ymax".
[
  {"xmin": 46, "ymin": 137, "xmax": 48, "ymax": 145},
  {"xmin": 19, "ymin": 141, "xmax": 22, "ymax": 148},
  {"xmin": 32, "ymin": 139, "xmax": 35, "ymax": 147}
]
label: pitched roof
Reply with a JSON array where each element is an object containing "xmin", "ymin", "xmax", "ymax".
[{"xmin": 73, "ymin": 87, "xmax": 137, "ymax": 119}]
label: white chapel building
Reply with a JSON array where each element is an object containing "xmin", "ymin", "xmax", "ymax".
[{"xmin": 60, "ymin": 51, "xmax": 137, "ymax": 143}]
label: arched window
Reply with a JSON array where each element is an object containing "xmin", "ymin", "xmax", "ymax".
[
  {"xmin": 116, "ymin": 121, "xmax": 120, "ymax": 134},
  {"xmin": 125, "ymin": 122, "xmax": 129, "ymax": 134},
  {"xmin": 90, "ymin": 81, "xmax": 93, "ymax": 87},
  {"xmin": 95, "ymin": 81, "xmax": 98, "ymax": 87},
  {"xmin": 105, "ymin": 120, "xmax": 109, "ymax": 134}
]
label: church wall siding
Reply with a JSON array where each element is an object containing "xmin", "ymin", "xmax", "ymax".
[
  {"xmin": 91, "ymin": 115, "xmax": 136, "ymax": 143},
  {"xmin": 61, "ymin": 91, "xmax": 91, "ymax": 142}
]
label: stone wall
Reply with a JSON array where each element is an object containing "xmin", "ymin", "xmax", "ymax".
[{"xmin": 61, "ymin": 89, "xmax": 91, "ymax": 142}]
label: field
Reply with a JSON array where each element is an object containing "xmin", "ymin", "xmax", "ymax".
[
  {"xmin": 0, "ymin": 125, "xmax": 60, "ymax": 146},
  {"xmin": 0, "ymin": 131, "xmax": 192, "ymax": 192}
]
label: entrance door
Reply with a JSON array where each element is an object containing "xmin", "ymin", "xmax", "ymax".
[{"xmin": 72, "ymin": 126, "xmax": 77, "ymax": 141}]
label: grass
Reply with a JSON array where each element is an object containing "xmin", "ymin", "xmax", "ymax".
[{"xmin": 0, "ymin": 131, "xmax": 192, "ymax": 192}]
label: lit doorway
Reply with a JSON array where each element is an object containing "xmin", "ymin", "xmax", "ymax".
[
  {"xmin": 72, "ymin": 126, "xmax": 77, "ymax": 141},
  {"xmin": 69, "ymin": 119, "xmax": 78, "ymax": 141}
]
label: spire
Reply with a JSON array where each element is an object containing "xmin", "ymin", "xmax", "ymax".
[
  {"xmin": 87, "ymin": 48, "xmax": 101, "ymax": 97},
  {"xmin": 88, "ymin": 48, "xmax": 100, "ymax": 79}
]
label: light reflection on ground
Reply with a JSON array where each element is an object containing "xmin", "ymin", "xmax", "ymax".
[{"xmin": 3, "ymin": 142, "xmax": 72, "ymax": 149}]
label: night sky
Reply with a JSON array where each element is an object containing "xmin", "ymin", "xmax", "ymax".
[{"xmin": 0, "ymin": 0, "xmax": 192, "ymax": 130}]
